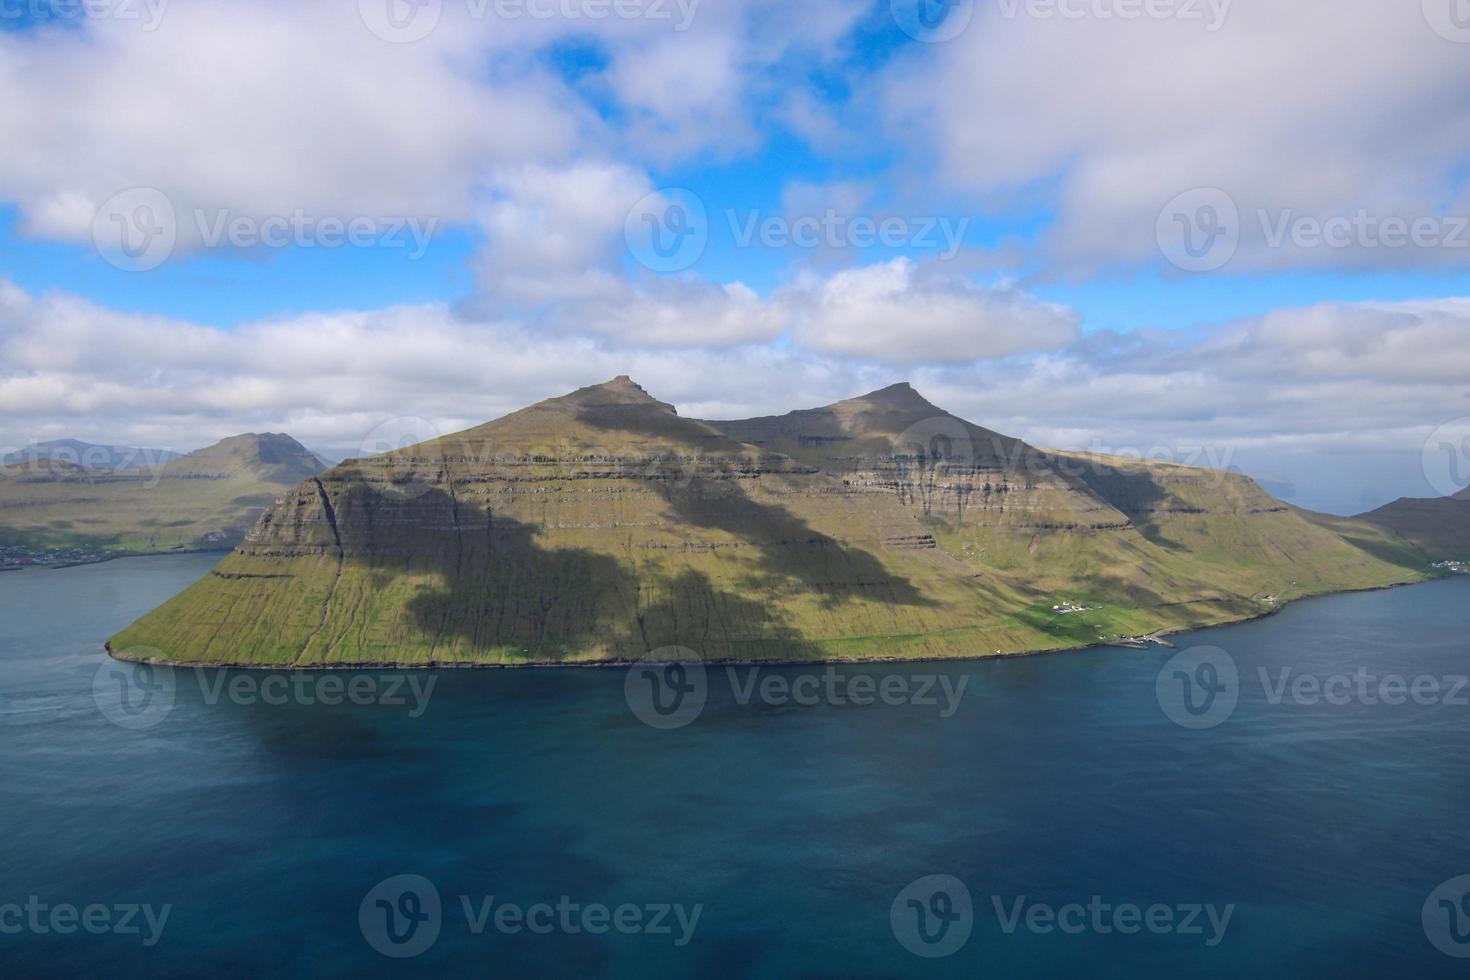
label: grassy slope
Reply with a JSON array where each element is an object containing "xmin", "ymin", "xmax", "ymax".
[
  {"xmin": 0, "ymin": 434, "xmax": 322, "ymax": 554},
  {"xmin": 1354, "ymin": 492, "xmax": 1470, "ymax": 560},
  {"xmin": 110, "ymin": 382, "xmax": 1433, "ymax": 666}
]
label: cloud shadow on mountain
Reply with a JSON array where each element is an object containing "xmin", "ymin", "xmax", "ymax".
[{"xmin": 327, "ymin": 483, "xmax": 830, "ymax": 661}]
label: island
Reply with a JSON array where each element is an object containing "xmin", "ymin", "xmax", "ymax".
[{"xmin": 108, "ymin": 377, "xmax": 1444, "ymax": 666}]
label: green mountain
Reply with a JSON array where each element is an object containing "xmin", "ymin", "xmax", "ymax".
[
  {"xmin": 0, "ymin": 433, "xmax": 323, "ymax": 557},
  {"xmin": 152, "ymin": 433, "xmax": 327, "ymax": 483},
  {"xmin": 110, "ymin": 379, "xmax": 1431, "ymax": 666},
  {"xmin": 1356, "ymin": 488, "xmax": 1470, "ymax": 560}
]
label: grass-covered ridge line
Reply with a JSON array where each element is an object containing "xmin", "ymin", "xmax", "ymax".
[
  {"xmin": 110, "ymin": 378, "xmax": 1438, "ymax": 666},
  {"xmin": 1354, "ymin": 491, "xmax": 1470, "ymax": 561}
]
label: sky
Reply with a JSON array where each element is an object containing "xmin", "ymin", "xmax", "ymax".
[{"xmin": 2, "ymin": 0, "xmax": 1470, "ymax": 514}]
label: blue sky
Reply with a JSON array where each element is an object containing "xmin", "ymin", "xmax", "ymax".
[{"xmin": 1, "ymin": 0, "xmax": 1469, "ymax": 513}]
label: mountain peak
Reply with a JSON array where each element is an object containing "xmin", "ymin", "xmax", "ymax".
[
  {"xmin": 595, "ymin": 375, "xmax": 649, "ymax": 395},
  {"xmin": 448, "ymin": 375, "xmax": 722, "ymax": 452},
  {"xmin": 212, "ymin": 431, "xmax": 298, "ymax": 451},
  {"xmin": 164, "ymin": 432, "xmax": 324, "ymax": 484},
  {"xmin": 839, "ymin": 381, "xmax": 942, "ymax": 416},
  {"xmin": 559, "ymin": 376, "xmax": 676, "ymax": 414}
]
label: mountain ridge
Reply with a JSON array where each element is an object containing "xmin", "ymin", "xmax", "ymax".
[
  {"xmin": 1356, "ymin": 487, "xmax": 1470, "ymax": 560},
  {"xmin": 109, "ymin": 378, "xmax": 1435, "ymax": 666},
  {"xmin": 2, "ymin": 439, "xmax": 182, "ymax": 470}
]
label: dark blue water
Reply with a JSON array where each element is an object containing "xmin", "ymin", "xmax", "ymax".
[{"xmin": 3, "ymin": 555, "xmax": 1469, "ymax": 977}]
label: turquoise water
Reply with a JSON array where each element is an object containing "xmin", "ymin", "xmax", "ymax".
[{"xmin": 3, "ymin": 555, "xmax": 1469, "ymax": 977}]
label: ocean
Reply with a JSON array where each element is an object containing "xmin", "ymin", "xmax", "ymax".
[{"xmin": 2, "ymin": 555, "xmax": 1468, "ymax": 977}]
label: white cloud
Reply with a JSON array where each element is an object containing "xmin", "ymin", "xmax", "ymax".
[
  {"xmin": 596, "ymin": 0, "xmax": 870, "ymax": 162},
  {"xmin": 0, "ymin": 0, "xmax": 872, "ymax": 258},
  {"xmin": 3, "ymin": 0, "xmax": 1468, "ymax": 285},
  {"xmin": 0, "ymin": 280, "xmax": 861, "ymax": 451},
  {"xmin": 466, "ymin": 165, "xmax": 1071, "ymax": 354},
  {"xmin": 0, "ymin": 2, "xmax": 586, "ymax": 249},
  {"xmin": 953, "ymin": 302, "xmax": 1470, "ymax": 450},
  {"xmin": 884, "ymin": 1, "xmax": 1470, "ymax": 274},
  {"xmin": 574, "ymin": 279, "xmax": 786, "ymax": 346},
  {"xmin": 1, "ymin": 1, "xmax": 1468, "ymax": 516},
  {"xmin": 474, "ymin": 162, "xmax": 654, "ymax": 309},
  {"xmin": 4, "ymin": 280, "xmax": 1467, "ymax": 513},
  {"xmin": 783, "ymin": 258, "xmax": 1080, "ymax": 363}
]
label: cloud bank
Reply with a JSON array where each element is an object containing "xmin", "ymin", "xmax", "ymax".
[{"xmin": 3, "ymin": 279, "xmax": 1465, "ymax": 513}]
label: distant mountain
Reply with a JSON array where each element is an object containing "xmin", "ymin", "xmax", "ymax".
[
  {"xmin": 110, "ymin": 378, "xmax": 1426, "ymax": 667},
  {"xmin": 0, "ymin": 433, "xmax": 325, "ymax": 556},
  {"xmin": 2, "ymin": 439, "xmax": 181, "ymax": 470},
  {"xmin": 160, "ymin": 433, "xmax": 326, "ymax": 484},
  {"xmin": 1357, "ymin": 488, "xmax": 1470, "ymax": 560}
]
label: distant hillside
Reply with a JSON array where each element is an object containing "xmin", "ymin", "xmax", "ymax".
[
  {"xmin": 112, "ymin": 378, "xmax": 1430, "ymax": 667},
  {"xmin": 2, "ymin": 439, "xmax": 181, "ymax": 470},
  {"xmin": 1356, "ymin": 489, "xmax": 1470, "ymax": 560},
  {"xmin": 0, "ymin": 433, "xmax": 324, "ymax": 557},
  {"xmin": 159, "ymin": 433, "xmax": 326, "ymax": 484}
]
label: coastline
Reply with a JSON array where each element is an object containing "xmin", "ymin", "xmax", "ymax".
[
  {"xmin": 55, "ymin": 546, "xmax": 232, "ymax": 569},
  {"xmin": 104, "ymin": 569, "xmax": 1451, "ymax": 672},
  {"xmin": 2, "ymin": 546, "xmax": 233, "ymax": 572}
]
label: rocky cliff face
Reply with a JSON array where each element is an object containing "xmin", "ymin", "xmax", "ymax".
[
  {"xmin": 706, "ymin": 382, "xmax": 1129, "ymax": 532},
  {"xmin": 110, "ymin": 379, "xmax": 1427, "ymax": 666}
]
